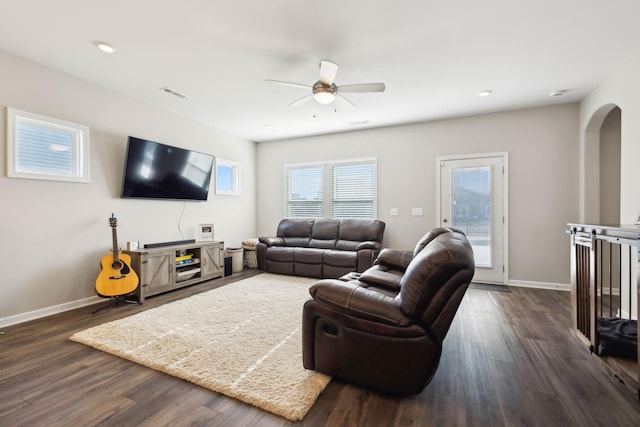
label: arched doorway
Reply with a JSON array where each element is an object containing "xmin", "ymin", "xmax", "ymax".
[{"xmin": 583, "ymin": 104, "xmax": 621, "ymax": 224}]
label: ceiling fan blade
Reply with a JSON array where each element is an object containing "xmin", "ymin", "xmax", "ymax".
[
  {"xmin": 265, "ymin": 79, "xmax": 310, "ymax": 90},
  {"xmin": 289, "ymin": 94, "xmax": 314, "ymax": 107},
  {"xmin": 339, "ymin": 83, "xmax": 386, "ymax": 93},
  {"xmin": 319, "ymin": 60, "xmax": 339, "ymax": 85},
  {"xmin": 335, "ymin": 95, "xmax": 356, "ymax": 110}
]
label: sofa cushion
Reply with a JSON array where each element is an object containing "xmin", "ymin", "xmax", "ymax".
[
  {"xmin": 309, "ymin": 218, "xmax": 339, "ymax": 249},
  {"xmin": 323, "ymin": 250, "xmax": 357, "ymax": 268},
  {"xmin": 336, "ymin": 219, "xmax": 385, "ymax": 251},
  {"xmin": 324, "ymin": 265, "xmax": 355, "ymax": 279},
  {"xmin": 266, "ymin": 260, "xmax": 294, "ymax": 275},
  {"xmin": 309, "ymin": 239, "xmax": 336, "ymax": 249},
  {"xmin": 278, "ymin": 218, "xmax": 313, "ymax": 247},
  {"xmin": 278, "ymin": 218, "xmax": 314, "ymax": 237},
  {"xmin": 294, "ymin": 248, "xmax": 324, "ymax": 263},
  {"xmin": 295, "ymin": 262, "xmax": 323, "ymax": 278},
  {"xmin": 311, "ymin": 218, "xmax": 340, "ymax": 239},
  {"xmin": 339, "ymin": 219, "xmax": 385, "ymax": 241},
  {"xmin": 265, "ymin": 246, "xmax": 294, "ymax": 262},
  {"xmin": 284, "ymin": 237, "xmax": 311, "ymax": 247}
]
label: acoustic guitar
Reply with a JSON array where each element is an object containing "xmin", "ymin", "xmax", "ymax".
[{"xmin": 95, "ymin": 214, "xmax": 139, "ymax": 297}]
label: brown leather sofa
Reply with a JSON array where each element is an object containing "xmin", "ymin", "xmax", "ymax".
[
  {"xmin": 302, "ymin": 227, "xmax": 475, "ymax": 394},
  {"xmin": 257, "ymin": 218, "xmax": 385, "ymax": 279}
]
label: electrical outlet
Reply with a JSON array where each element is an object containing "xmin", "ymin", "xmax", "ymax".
[{"xmin": 412, "ymin": 208, "xmax": 424, "ymax": 216}]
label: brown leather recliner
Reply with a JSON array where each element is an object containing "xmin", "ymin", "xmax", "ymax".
[{"xmin": 302, "ymin": 227, "xmax": 475, "ymax": 394}]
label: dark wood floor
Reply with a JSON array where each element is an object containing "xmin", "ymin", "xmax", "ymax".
[{"xmin": 1, "ymin": 271, "xmax": 639, "ymax": 426}]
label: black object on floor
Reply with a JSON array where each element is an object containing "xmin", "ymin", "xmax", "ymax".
[
  {"xmin": 597, "ymin": 317, "xmax": 638, "ymax": 360},
  {"xmin": 224, "ymin": 256, "xmax": 232, "ymax": 276}
]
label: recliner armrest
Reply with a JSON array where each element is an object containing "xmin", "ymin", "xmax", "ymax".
[
  {"xmin": 258, "ymin": 236, "xmax": 284, "ymax": 247},
  {"xmin": 309, "ymin": 279, "xmax": 413, "ymax": 326},
  {"xmin": 374, "ymin": 248, "xmax": 413, "ymax": 270},
  {"xmin": 359, "ymin": 266, "xmax": 402, "ymax": 291}
]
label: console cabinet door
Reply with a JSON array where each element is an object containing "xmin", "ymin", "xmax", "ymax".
[
  {"xmin": 201, "ymin": 244, "xmax": 223, "ymax": 279},
  {"xmin": 140, "ymin": 251, "xmax": 174, "ymax": 297}
]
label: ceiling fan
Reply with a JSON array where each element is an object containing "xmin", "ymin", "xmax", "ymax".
[{"xmin": 266, "ymin": 60, "xmax": 385, "ymax": 110}]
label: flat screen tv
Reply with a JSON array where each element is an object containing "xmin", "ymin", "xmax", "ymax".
[{"xmin": 121, "ymin": 136, "xmax": 214, "ymax": 201}]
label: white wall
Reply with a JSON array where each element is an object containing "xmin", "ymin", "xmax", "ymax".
[
  {"xmin": 580, "ymin": 56, "xmax": 640, "ymax": 223},
  {"xmin": 599, "ymin": 108, "xmax": 621, "ymax": 224},
  {"xmin": 257, "ymin": 104, "xmax": 579, "ymax": 286},
  {"xmin": 0, "ymin": 51, "xmax": 256, "ymax": 326}
]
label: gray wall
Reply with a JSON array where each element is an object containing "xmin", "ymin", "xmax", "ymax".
[
  {"xmin": 0, "ymin": 51, "xmax": 257, "ymax": 325},
  {"xmin": 257, "ymin": 104, "xmax": 579, "ymax": 286}
]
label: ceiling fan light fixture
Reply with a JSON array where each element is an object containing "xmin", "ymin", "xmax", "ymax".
[
  {"xmin": 312, "ymin": 81, "xmax": 337, "ymax": 104},
  {"xmin": 314, "ymin": 90, "xmax": 336, "ymax": 104}
]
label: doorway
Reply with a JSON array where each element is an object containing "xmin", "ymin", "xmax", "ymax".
[
  {"xmin": 582, "ymin": 104, "xmax": 621, "ymax": 223},
  {"xmin": 437, "ymin": 153, "xmax": 508, "ymax": 284}
]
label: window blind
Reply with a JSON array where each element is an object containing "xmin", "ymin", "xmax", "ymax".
[
  {"xmin": 284, "ymin": 158, "xmax": 376, "ymax": 219},
  {"xmin": 285, "ymin": 165, "xmax": 324, "ymax": 217},
  {"xmin": 331, "ymin": 162, "xmax": 376, "ymax": 219},
  {"xmin": 16, "ymin": 122, "xmax": 75, "ymax": 175}
]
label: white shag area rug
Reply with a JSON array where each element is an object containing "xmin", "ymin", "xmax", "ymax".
[{"xmin": 70, "ymin": 273, "xmax": 330, "ymax": 421}]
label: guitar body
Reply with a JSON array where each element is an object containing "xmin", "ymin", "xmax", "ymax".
[
  {"xmin": 95, "ymin": 214, "xmax": 139, "ymax": 298},
  {"xmin": 95, "ymin": 252, "xmax": 139, "ymax": 297}
]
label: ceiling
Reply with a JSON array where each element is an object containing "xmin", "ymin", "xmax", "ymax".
[{"xmin": 0, "ymin": 1, "xmax": 638, "ymax": 142}]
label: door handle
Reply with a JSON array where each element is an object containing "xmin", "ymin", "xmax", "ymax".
[{"xmin": 443, "ymin": 218, "xmax": 448, "ymax": 223}]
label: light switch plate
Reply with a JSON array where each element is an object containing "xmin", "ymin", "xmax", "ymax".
[
  {"xmin": 390, "ymin": 208, "xmax": 399, "ymax": 216},
  {"xmin": 412, "ymin": 208, "xmax": 424, "ymax": 216}
]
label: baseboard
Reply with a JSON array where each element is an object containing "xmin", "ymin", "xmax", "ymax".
[
  {"xmin": 508, "ymin": 279, "xmax": 571, "ymax": 292},
  {"xmin": 0, "ymin": 295, "xmax": 102, "ymax": 329}
]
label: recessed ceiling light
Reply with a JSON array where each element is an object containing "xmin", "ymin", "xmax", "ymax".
[
  {"xmin": 479, "ymin": 90, "xmax": 493, "ymax": 97},
  {"xmin": 264, "ymin": 124, "xmax": 273, "ymax": 129},
  {"xmin": 94, "ymin": 41, "xmax": 116, "ymax": 53}
]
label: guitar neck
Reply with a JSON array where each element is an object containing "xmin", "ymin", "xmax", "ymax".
[{"xmin": 111, "ymin": 225, "xmax": 120, "ymax": 262}]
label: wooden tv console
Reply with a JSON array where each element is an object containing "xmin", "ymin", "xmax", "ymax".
[{"xmin": 124, "ymin": 240, "xmax": 224, "ymax": 302}]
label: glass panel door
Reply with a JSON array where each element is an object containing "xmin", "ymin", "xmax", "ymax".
[
  {"xmin": 451, "ymin": 166, "xmax": 492, "ymax": 267},
  {"xmin": 439, "ymin": 154, "xmax": 506, "ymax": 284}
]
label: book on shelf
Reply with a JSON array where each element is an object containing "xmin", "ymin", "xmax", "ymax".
[
  {"xmin": 176, "ymin": 254, "xmax": 193, "ymax": 262},
  {"xmin": 176, "ymin": 257, "xmax": 199, "ymax": 266}
]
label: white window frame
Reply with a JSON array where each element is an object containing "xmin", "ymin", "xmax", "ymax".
[
  {"xmin": 215, "ymin": 157, "xmax": 241, "ymax": 195},
  {"xmin": 284, "ymin": 157, "xmax": 377, "ymax": 219},
  {"xmin": 7, "ymin": 108, "xmax": 90, "ymax": 183}
]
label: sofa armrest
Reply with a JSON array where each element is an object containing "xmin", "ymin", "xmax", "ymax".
[
  {"xmin": 309, "ymin": 279, "xmax": 413, "ymax": 326},
  {"xmin": 374, "ymin": 248, "xmax": 413, "ymax": 270},
  {"xmin": 258, "ymin": 236, "xmax": 285, "ymax": 247},
  {"xmin": 356, "ymin": 241, "xmax": 382, "ymax": 251}
]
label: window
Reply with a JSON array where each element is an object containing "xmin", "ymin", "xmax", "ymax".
[
  {"xmin": 215, "ymin": 158, "xmax": 241, "ymax": 195},
  {"xmin": 284, "ymin": 158, "xmax": 377, "ymax": 219},
  {"xmin": 7, "ymin": 108, "xmax": 90, "ymax": 183}
]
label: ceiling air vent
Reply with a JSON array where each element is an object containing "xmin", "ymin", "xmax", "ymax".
[{"xmin": 160, "ymin": 87, "xmax": 187, "ymax": 99}]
